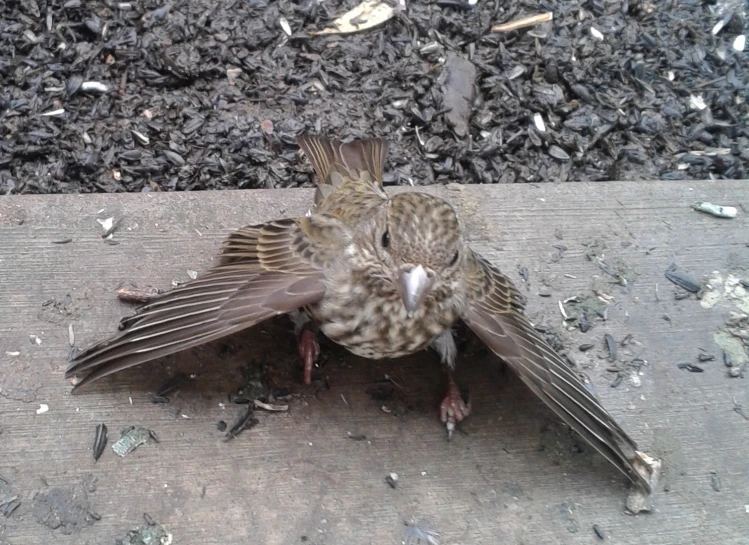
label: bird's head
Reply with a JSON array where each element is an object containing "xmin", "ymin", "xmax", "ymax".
[{"xmin": 371, "ymin": 192, "xmax": 465, "ymax": 317}]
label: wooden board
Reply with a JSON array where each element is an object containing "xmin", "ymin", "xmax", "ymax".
[{"xmin": 1, "ymin": 181, "xmax": 748, "ymax": 545}]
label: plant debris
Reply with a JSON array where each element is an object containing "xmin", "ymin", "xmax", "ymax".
[
  {"xmin": 692, "ymin": 202, "xmax": 738, "ymax": 219},
  {"xmin": 0, "ymin": 476, "xmax": 21, "ymax": 518},
  {"xmin": 403, "ymin": 517, "xmax": 440, "ymax": 545},
  {"xmin": 111, "ymin": 426, "xmax": 159, "ymax": 457},
  {"xmin": 115, "ymin": 514, "xmax": 173, "ymax": 545},
  {"xmin": 310, "ymin": 0, "xmax": 399, "ymax": 36}
]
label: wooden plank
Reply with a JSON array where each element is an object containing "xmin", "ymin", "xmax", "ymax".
[{"xmin": 0, "ymin": 181, "xmax": 748, "ymax": 545}]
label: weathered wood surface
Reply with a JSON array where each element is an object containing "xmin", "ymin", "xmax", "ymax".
[{"xmin": 1, "ymin": 181, "xmax": 748, "ymax": 545}]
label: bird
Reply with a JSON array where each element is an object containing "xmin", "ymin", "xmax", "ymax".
[{"xmin": 66, "ymin": 134, "xmax": 652, "ymax": 492}]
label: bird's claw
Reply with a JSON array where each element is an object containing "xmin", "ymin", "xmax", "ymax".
[
  {"xmin": 439, "ymin": 381, "xmax": 471, "ymax": 440},
  {"xmin": 297, "ymin": 327, "xmax": 319, "ymax": 385}
]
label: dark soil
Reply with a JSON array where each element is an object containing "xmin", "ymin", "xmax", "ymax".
[{"xmin": 1, "ymin": 0, "xmax": 747, "ymax": 194}]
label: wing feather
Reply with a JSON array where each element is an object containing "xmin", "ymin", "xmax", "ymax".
[
  {"xmin": 461, "ymin": 249, "xmax": 651, "ymax": 491},
  {"xmin": 66, "ymin": 217, "xmax": 346, "ymax": 390}
]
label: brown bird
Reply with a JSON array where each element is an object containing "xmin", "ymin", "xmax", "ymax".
[{"xmin": 66, "ymin": 134, "xmax": 651, "ymax": 492}]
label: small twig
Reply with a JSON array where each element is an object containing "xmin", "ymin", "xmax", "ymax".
[
  {"xmin": 253, "ymin": 399, "xmax": 288, "ymax": 412},
  {"xmin": 117, "ymin": 287, "xmax": 161, "ymax": 304},
  {"xmin": 492, "ymin": 12, "xmax": 552, "ymax": 33}
]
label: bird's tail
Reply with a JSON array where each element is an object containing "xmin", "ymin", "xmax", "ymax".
[{"xmin": 296, "ymin": 134, "xmax": 388, "ymax": 204}]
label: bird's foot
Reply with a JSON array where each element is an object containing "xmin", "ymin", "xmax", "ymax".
[
  {"xmin": 297, "ymin": 327, "xmax": 319, "ymax": 386},
  {"xmin": 439, "ymin": 376, "xmax": 471, "ymax": 440}
]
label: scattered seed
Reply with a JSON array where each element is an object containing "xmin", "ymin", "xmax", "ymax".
[
  {"xmin": 593, "ymin": 524, "xmax": 605, "ymax": 540},
  {"xmin": 533, "ymin": 113, "xmax": 546, "ymax": 132},
  {"xmin": 548, "ymin": 145, "xmax": 570, "ymax": 161},
  {"xmin": 604, "ymin": 334, "xmax": 617, "ymax": 361},
  {"xmin": 52, "ymin": 238, "xmax": 72, "ymax": 244},
  {"xmin": 689, "ymin": 94, "xmax": 707, "ymax": 110},
  {"xmin": 697, "ymin": 353, "xmax": 714, "ymax": 362},
  {"xmin": 278, "ymin": 17, "xmax": 292, "ymax": 36},
  {"xmin": 723, "ymin": 350, "xmax": 732, "ymax": 367},
  {"xmin": 216, "ymin": 421, "xmax": 227, "ymax": 432},
  {"xmin": 81, "ymin": 81, "xmax": 109, "ymax": 93},
  {"xmin": 131, "ymin": 130, "xmax": 149, "ymax": 145},
  {"xmin": 665, "ymin": 264, "xmax": 701, "ymax": 293},
  {"xmin": 163, "ymin": 150, "xmax": 185, "ymax": 166},
  {"xmin": 385, "ymin": 474, "xmax": 397, "ymax": 488},
  {"xmin": 579, "ymin": 344, "xmax": 594, "ymax": 352},
  {"xmin": 93, "ymin": 424, "xmax": 108, "ymax": 461},
  {"xmin": 225, "ymin": 407, "xmax": 258, "ymax": 440},
  {"xmin": 579, "ymin": 313, "xmax": 590, "ymax": 333},
  {"xmin": 677, "ymin": 363, "xmax": 703, "ymax": 373},
  {"xmin": 710, "ymin": 473, "xmax": 721, "ymax": 492}
]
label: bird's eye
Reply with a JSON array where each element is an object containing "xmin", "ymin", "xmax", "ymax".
[
  {"xmin": 381, "ymin": 230, "xmax": 390, "ymax": 248},
  {"xmin": 449, "ymin": 251, "xmax": 459, "ymax": 266}
]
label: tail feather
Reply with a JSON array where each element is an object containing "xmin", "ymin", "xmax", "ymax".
[{"xmin": 296, "ymin": 134, "xmax": 388, "ymax": 204}]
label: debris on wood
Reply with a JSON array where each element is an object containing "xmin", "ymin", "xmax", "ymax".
[
  {"xmin": 93, "ymin": 424, "xmax": 108, "ymax": 461},
  {"xmin": 692, "ymin": 202, "xmax": 737, "ymax": 219},
  {"xmin": 0, "ymin": 476, "xmax": 21, "ymax": 518},
  {"xmin": 115, "ymin": 514, "xmax": 173, "ymax": 545},
  {"xmin": 403, "ymin": 517, "xmax": 440, "ymax": 545},
  {"xmin": 677, "ymin": 363, "xmax": 704, "ymax": 373},
  {"xmin": 604, "ymin": 334, "xmax": 617, "ymax": 362},
  {"xmin": 665, "ymin": 265, "xmax": 701, "ymax": 293},
  {"xmin": 225, "ymin": 407, "xmax": 259, "ymax": 440},
  {"xmin": 626, "ymin": 451, "xmax": 661, "ymax": 514},
  {"xmin": 253, "ymin": 399, "xmax": 289, "ymax": 412},
  {"xmin": 117, "ymin": 286, "xmax": 162, "ymax": 304},
  {"xmin": 112, "ymin": 427, "xmax": 158, "ymax": 457}
]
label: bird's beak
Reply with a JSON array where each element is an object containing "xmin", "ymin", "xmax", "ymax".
[{"xmin": 398, "ymin": 264, "xmax": 433, "ymax": 317}]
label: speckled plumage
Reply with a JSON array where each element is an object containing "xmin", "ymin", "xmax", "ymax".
[{"xmin": 66, "ymin": 134, "xmax": 652, "ymax": 493}]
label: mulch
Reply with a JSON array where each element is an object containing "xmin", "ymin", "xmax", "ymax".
[{"xmin": 0, "ymin": 0, "xmax": 747, "ymax": 194}]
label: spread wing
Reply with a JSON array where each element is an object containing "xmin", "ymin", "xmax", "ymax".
[
  {"xmin": 66, "ymin": 216, "xmax": 347, "ymax": 390},
  {"xmin": 461, "ymin": 249, "xmax": 651, "ymax": 491}
]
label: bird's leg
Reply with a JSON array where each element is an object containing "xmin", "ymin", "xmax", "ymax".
[
  {"xmin": 290, "ymin": 310, "xmax": 319, "ymax": 385},
  {"xmin": 430, "ymin": 330, "xmax": 471, "ymax": 439}
]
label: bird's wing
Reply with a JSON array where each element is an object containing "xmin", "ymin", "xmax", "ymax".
[
  {"xmin": 460, "ymin": 249, "xmax": 651, "ymax": 491},
  {"xmin": 66, "ymin": 216, "xmax": 346, "ymax": 390},
  {"xmin": 297, "ymin": 134, "xmax": 388, "ymax": 204}
]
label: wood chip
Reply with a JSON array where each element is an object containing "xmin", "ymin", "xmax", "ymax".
[{"xmin": 492, "ymin": 12, "xmax": 553, "ymax": 33}]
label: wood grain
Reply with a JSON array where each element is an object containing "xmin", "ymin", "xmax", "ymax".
[{"xmin": 1, "ymin": 181, "xmax": 748, "ymax": 545}]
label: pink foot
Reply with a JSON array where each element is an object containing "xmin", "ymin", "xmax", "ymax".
[
  {"xmin": 439, "ymin": 376, "xmax": 471, "ymax": 439},
  {"xmin": 297, "ymin": 327, "xmax": 319, "ymax": 385}
]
